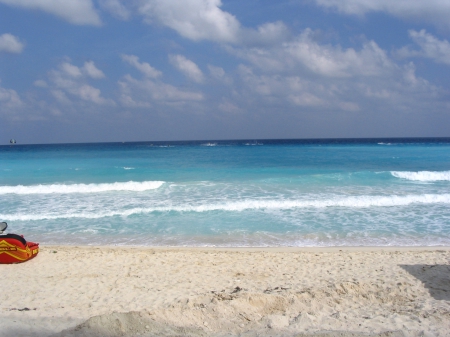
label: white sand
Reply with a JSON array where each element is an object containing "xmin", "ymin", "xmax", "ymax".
[{"xmin": 1, "ymin": 246, "xmax": 449, "ymax": 336}]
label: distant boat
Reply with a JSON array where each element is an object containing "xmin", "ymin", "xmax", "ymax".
[{"xmin": 10, "ymin": 139, "xmax": 16, "ymax": 144}]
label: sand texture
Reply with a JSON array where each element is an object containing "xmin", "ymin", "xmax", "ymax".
[{"xmin": 1, "ymin": 246, "xmax": 449, "ymax": 337}]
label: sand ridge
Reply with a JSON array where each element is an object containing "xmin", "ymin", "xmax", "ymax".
[{"xmin": 1, "ymin": 246, "xmax": 449, "ymax": 336}]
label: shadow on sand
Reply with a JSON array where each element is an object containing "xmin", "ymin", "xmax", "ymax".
[{"xmin": 399, "ymin": 264, "xmax": 450, "ymax": 301}]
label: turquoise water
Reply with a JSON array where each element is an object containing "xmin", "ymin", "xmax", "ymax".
[{"xmin": 1, "ymin": 138, "xmax": 450, "ymax": 246}]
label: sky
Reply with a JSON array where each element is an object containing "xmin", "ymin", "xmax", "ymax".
[{"xmin": 1, "ymin": 0, "xmax": 450, "ymax": 144}]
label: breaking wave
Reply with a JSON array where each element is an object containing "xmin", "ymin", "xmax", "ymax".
[
  {"xmin": 391, "ymin": 171, "xmax": 450, "ymax": 182},
  {"xmin": 3, "ymin": 193, "xmax": 449, "ymax": 221},
  {"xmin": 0, "ymin": 181, "xmax": 165, "ymax": 195}
]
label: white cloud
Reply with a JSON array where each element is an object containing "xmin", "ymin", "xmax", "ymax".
[
  {"xmin": 135, "ymin": 0, "xmax": 289, "ymax": 46},
  {"xmin": 119, "ymin": 54, "xmax": 204, "ymax": 107},
  {"xmin": 0, "ymin": 81, "xmax": 23, "ymax": 110},
  {"xmin": 230, "ymin": 26, "xmax": 444, "ymax": 117},
  {"xmin": 338, "ymin": 101, "xmax": 360, "ymax": 112},
  {"xmin": 241, "ymin": 21, "xmax": 290, "ymax": 46},
  {"xmin": 238, "ymin": 66, "xmax": 325, "ymax": 107},
  {"xmin": 98, "ymin": 0, "xmax": 130, "ymax": 20},
  {"xmin": 208, "ymin": 65, "xmax": 225, "ymax": 79},
  {"xmin": 397, "ymin": 30, "xmax": 450, "ymax": 65},
  {"xmin": 289, "ymin": 92, "xmax": 324, "ymax": 107},
  {"xmin": 207, "ymin": 64, "xmax": 232, "ymax": 84},
  {"xmin": 119, "ymin": 74, "xmax": 204, "ymax": 107},
  {"xmin": 221, "ymin": 24, "xmax": 444, "ymax": 120},
  {"xmin": 136, "ymin": 0, "xmax": 240, "ymax": 42},
  {"xmin": 48, "ymin": 61, "xmax": 112, "ymax": 105},
  {"xmin": 0, "ymin": 33, "xmax": 24, "ymax": 53},
  {"xmin": 83, "ymin": 61, "xmax": 106, "ymax": 79},
  {"xmin": 60, "ymin": 62, "xmax": 83, "ymax": 78},
  {"xmin": 232, "ymin": 29, "xmax": 394, "ymax": 78},
  {"xmin": 0, "ymin": 79, "xmax": 24, "ymax": 120},
  {"xmin": 313, "ymin": 0, "xmax": 450, "ymax": 29},
  {"xmin": 121, "ymin": 54, "xmax": 162, "ymax": 78},
  {"xmin": 76, "ymin": 84, "xmax": 107, "ymax": 104},
  {"xmin": 236, "ymin": 60, "xmax": 440, "ymax": 115},
  {"xmin": 34, "ymin": 80, "xmax": 48, "ymax": 88},
  {"xmin": 169, "ymin": 54, "xmax": 204, "ymax": 83},
  {"xmin": 51, "ymin": 89, "xmax": 71, "ymax": 104},
  {"xmin": 218, "ymin": 100, "xmax": 241, "ymax": 113},
  {"xmin": 0, "ymin": 0, "xmax": 101, "ymax": 26},
  {"xmin": 59, "ymin": 60, "xmax": 105, "ymax": 79},
  {"xmin": 285, "ymin": 34, "xmax": 392, "ymax": 77}
]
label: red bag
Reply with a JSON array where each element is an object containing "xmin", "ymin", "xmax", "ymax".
[{"xmin": 0, "ymin": 234, "xmax": 39, "ymax": 264}]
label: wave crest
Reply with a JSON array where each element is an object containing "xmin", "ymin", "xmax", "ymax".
[
  {"xmin": 391, "ymin": 171, "xmax": 450, "ymax": 181},
  {"xmin": 3, "ymin": 193, "xmax": 449, "ymax": 221},
  {"xmin": 0, "ymin": 181, "xmax": 165, "ymax": 195}
]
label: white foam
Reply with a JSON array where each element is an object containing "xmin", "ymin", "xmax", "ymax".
[
  {"xmin": 391, "ymin": 171, "xmax": 450, "ymax": 181},
  {"xmin": 0, "ymin": 181, "xmax": 165, "ymax": 195},
  {"xmin": 3, "ymin": 193, "xmax": 450, "ymax": 221}
]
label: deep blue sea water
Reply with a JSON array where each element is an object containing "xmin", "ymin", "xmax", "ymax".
[{"xmin": 1, "ymin": 138, "xmax": 450, "ymax": 247}]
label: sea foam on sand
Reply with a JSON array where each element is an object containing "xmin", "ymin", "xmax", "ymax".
[{"xmin": 1, "ymin": 246, "xmax": 449, "ymax": 337}]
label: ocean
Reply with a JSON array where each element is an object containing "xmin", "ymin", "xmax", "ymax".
[{"xmin": 1, "ymin": 138, "xmax": 449, "ymax": 247}]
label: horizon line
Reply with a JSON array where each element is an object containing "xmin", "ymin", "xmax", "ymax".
[{"xmin": 2, "ymin": 136, "xmax": 450, "ymax": 147}]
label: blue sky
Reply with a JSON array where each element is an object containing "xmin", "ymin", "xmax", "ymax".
[{"xmin": 1, "ymin": 0, "xmax": 450, "ymax": 144}]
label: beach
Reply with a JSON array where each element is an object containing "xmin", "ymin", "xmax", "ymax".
[{"xmin": 1, "ymin": 246, "xmax": 449, "ymax": 336}]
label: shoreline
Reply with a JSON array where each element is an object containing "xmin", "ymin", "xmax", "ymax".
[
  {"xmin": 42, "ymin": 244, "xmax": 450, "ymax": 252},
  {"xmin": 2, "ymin": 245, "xmax": 449, "ymax": 336}
]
